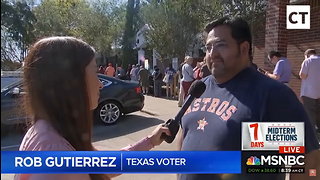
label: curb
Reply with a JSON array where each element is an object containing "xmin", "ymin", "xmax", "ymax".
[{"xmin": 140, "ymin": 109, "xmax": 158, "ymax": 116}]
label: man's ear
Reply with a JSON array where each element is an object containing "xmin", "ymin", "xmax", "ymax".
[{"xmin": 240, "ymin": 41, "xmax": 250, "ymax": 56}]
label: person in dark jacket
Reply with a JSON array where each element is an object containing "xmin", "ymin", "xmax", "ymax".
[{"xmin": 152, "ymin": 66, "xmax": 163, "ymax": 97}]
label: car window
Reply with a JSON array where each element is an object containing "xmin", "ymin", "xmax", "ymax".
[
  {"xmin": 99, "ymin": 78, "xmax": 112, "ymax": 87},
  {"xmin": 1, "ymin": 77, "xmax": 23, "ymax": 91}
]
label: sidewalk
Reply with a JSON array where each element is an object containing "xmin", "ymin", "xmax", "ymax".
[
  {"xmin": 113, "ymin": 95, "xmax": 180, "ymax": 180},
  {"xmin": 141, "ymin": 95, "xmax": 181, "ymax": 119}
]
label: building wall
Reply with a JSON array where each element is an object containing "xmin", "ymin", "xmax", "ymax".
[
  {"xmin": 253, "ymin": 0, "xmax": 320, "ymax": 98},
  {"xmin": 287, "ymin": 4, "xmax": 320, "ymax": 97}
]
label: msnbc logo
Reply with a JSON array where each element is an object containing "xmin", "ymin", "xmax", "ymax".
[{"xmin": 246, "ymin": 156, "xmax": 261, "ymax": 165}]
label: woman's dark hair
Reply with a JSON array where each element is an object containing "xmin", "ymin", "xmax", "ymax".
[
  {"xmin": 24, "ymin": 36, "xmax": 95, "ymax": 151},
  {"xmin": 24, "ymin": 37, "xmax": 107, "ymax": 179},
  {"xmin": 204, "ymin": 17, "xmax": 253, "ymax": 61}
]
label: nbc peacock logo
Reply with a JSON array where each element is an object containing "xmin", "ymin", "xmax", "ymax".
[{"xmin": 246, "ymin": 156, "xmax": 261, "ymax": 165}]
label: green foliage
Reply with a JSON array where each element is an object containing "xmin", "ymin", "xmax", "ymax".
[
  {"xmin": 122, "ymin": 0, "xmax": 140, "ymax": 69},
  {"xmin": 222, "ymin": 0, "xmax": 267, "ymax": 41},
  {"xmin": 140, "ymin": 0, "xmax": 223, "ymax": 62},
  {"xmin": 1, "ymin": 59, "xmax": 22, "ymax": 70},
  {"xmin": 1, "ymin": 0, "xmax": 36, "ymax": 62},
  {"xmin": 140, "ymin": 0, "xmax": 266, "ymax": 62},
  {"xmin": 1, "ymin": 0, "xmax": 266, "ymax": 69},
  {"xmin": 1, "ymin": 0, "xmax": 126, "ymax": 67},
  {"xmin": 32, "ymin": 0, "xmax": 126, "ymax": 59}
]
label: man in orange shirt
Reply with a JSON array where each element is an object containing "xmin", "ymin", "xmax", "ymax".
[{"xmin": 104, "ymin": 63, "xmax": 115, "ymax": 77}]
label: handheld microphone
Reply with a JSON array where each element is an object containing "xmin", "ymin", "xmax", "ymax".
[{"xmin": 161, "ymin": 80, "xmax": 206, "ymax": 143}]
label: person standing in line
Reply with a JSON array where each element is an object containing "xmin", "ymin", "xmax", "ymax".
[
  {"xmin": 299, "ymin": 49, "xmax": 320, "ymax": 134},
  {"xmin": 193, "ymin": 61, "xmax": 203, "ymax": 80},
  {"xmin": 130, "ymin": 65, "xmax": 137, "ymax": 81},
  {"xmin": 198, "ymin": 57, "xmax": 211, "ymax": 79},
  {"xmin": 173, "ymin": 69, "xmax": 180, "ymax": 99},
  {"xmin": 116, "ymin": 65, "xmax": 126, "ymax": 80},
  {"xmin": 177, "ymin": 61, "xmax": 186, "ymax": 107},
  {"xmin": 104, "ymin": 63, "xmax": 115, "ymax": 77},
  {"xmin": 152, "ymin": 65, "xmax": 163, "ymax": 97},
  {"xmin": 265, "ymin": 51, "xmax": 292, "ymax": 86},
  {"xmin": 15, "ymin": 36, "xmax": 170, "ymax": 180},
  {"xmin": 134, "ymin": 64, "xmax": 140, "ymax": 81},
  {"xmin": 181, "ymin": 56, "xmax": 195, "ymax": 99},
  {"xmin": 164, "ymin": 63, "xmax": 176, "ymax": 98},
  {"xmin": 98, "ymin": 65, "xmax": 105, "ymax": 74},
  {"xmin": 138, "ymin": 65, "xmax": 149, "ymax": 94},
  {"xmin": 126, "ymin": 64, "xmax": 132, "ymax": 80}
]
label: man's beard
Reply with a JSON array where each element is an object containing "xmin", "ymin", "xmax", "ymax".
[{"xmin": 209, "ymin": 47, "xmax": 241, "ymax": 79}]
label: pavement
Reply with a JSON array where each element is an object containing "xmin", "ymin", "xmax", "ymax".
[{"xmin": 110, "ymin": 95, "xmax": 182, "ymax": 180}]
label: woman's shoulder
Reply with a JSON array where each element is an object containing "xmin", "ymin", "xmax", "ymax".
[{"xmin": 19, "ymin": 120, "xmax": 75, "ymax": 151}]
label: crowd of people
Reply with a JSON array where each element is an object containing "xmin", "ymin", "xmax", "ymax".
[
  {"xmin": 96, "ymin": 34, "xmax": 319, "ymax": 137},
  {"xmin": 97, "ymin": 63, "xmax": 130, "ymax": 80},
  {"xmin": 98, "ymin": 48, "xmax": 319, "ymax": 134},
  {"xmin": 96, "ymin": 52, "xmax": 213, "ymax": 101}
]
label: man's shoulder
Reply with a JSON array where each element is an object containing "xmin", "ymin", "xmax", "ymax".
[
  {"xmin": 202, "ymin": 75, "xmax": 212, "ymax": 83},
  {"xmin": 277, "ymin": 59, "xmax": 287, "ymax": 64},
  {"xmin": 280, "ymin": 57, "xmax": 289, "ymax": 61},
  {"xmin": 244, "ymin": 68, "xmax": 290, "ymax": 93},
  {"xmin": 306, "ymin": 55, "xmax": 320, "ymax": 62},
  {"xmin": 202, "ymin": 68, "xmax": 286, "ymax": 91}
]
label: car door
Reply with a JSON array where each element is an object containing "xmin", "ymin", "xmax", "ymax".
[{"xmin": 1, "ymin": 81, "xmax": 27, "ymax": 126}]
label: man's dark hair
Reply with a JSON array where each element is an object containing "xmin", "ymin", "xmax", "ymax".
[
  {"xmin": 304, "ymin": 49, "xmax": 316, "ymax": 57},
  {"xmin": 204, "ymin": 17, "xmax": 252, "ymax": 60},
  {"xmin": 268, "ymin": 51, "xmax": 282, "ymax": 59}
]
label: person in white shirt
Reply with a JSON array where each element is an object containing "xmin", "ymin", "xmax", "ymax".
[
  {"xmin": 181, "ymin": 56, "xmax": 195, "ymax": 99},
  {"xmin": 299, "ymin": 49, "xmax": 320, "ymax": 133}
]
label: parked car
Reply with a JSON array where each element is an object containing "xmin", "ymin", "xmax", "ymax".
[
  {"xmin": 1, "ymin": 74, "xmax": 144, "ymax": 134},
  {"xmin": 1, "ymin": 77, "xmax": 26, "ymax": 135},
  {"xmin": 95, "ymin": 74, "xmax": 144, "ymax": 124}
]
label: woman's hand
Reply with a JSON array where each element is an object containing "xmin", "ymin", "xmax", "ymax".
[{"xmin": 148, "ymin": 124, "xmax": 171, "ymax": 146}]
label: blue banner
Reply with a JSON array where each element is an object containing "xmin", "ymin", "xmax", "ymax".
[{"xmin": 1, "ymin": 151, "xmax": 241, "ymax": 174}]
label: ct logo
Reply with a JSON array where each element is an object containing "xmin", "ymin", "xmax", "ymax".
[{"xmin": 286, "ymin": 5, "xmax": 310, "ymax": 29}]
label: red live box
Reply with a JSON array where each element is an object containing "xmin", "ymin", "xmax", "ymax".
[{"xmin": 279, "ymin": 146, "xmax": 305, "ymax": 153}]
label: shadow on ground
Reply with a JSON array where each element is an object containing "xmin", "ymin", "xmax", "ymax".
[
  {"xmin": 1, "ymin": 114, "xmax": 165, "ymax": 150},
  {"xmin": 92, "ymin": 114, "xmax": 165, "ymax": 142}
]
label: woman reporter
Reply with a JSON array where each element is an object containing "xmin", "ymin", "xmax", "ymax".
[{"xmin": 15, "ymin": 37, "xmax": 170, "ymax": 180}]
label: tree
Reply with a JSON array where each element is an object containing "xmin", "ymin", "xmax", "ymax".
[
  {"xmin": 122, "ymin": 0, "xmax": 140, "ymax": 68},
  {"xmin": 1, "ymin": 0, "xmax": 36, "ymax": 63},
  {"xmin": 222, "ymin": 0, "xmax": 267, "ymax": 43},
  {"xmin": 140, "ymin": 0, "xmax": 223, "ymax": 63},
  {"xmin": 32, "ymin": 0, "xmax": 126, "ymax": 63},
  {"xmin": 90, "ymin": 0, "xmax": 126, "ymax": 65},
  {"xmin": 139, "ymin": 0, "xmax": 266, "ymax": 63}
]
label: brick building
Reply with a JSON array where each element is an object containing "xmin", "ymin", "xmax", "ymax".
[{"xmin": 253, "ymin": 0, "xmax": 320, "ymax": 98}]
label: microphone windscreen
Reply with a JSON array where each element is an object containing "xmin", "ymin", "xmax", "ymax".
[{"xmin": 188, "ymin": 80, "xmax": 206, "ymax": 98}]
